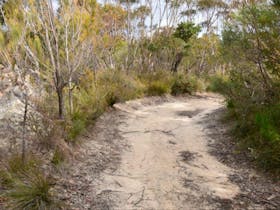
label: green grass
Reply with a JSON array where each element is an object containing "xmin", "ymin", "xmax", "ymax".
[
  {"xmin": 5, "ymin": 174, "xmax": 58, "ymax": 210},
  {"xmin": 0, "ymin": 154, "xmax": 61, "ymax": 209},
  {"xmin": 51, "ymin": 148, "xmax": 65, "ymax": 166}
]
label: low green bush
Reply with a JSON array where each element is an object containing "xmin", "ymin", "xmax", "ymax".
[
  {"xmin": 219, "ymin": 81, "xmax": 280, "ymax": 172},
  {"xmin": 139, "ymin": 70, "xmax": 173, "ymax": 96},
  {"xmin": 171, "ymin": 74, "xmax": 190, "ymax": 95},
  {"xmin": 207, "ymin": 73, "xmax": 280, "ymax": 173},
  {"xmin": 67, "ymin": 113, "xmax": 87, "ymax": 142},
  {"xmin": 146, "ymin": 81, "xmax": 170, "ymax": 96},
  {"xmin": 5, "ymin": 174, "xmax": 59, "ymax": 210},
  {"xmin": 66, "ymin": 70, "xmax": 144, "ymax": 143},
  {"xmin": 171, "ymin": 75, "xmax": 191, "ymax": 95},
  {"xmin": 51, "ymin": 148, "xmax": 66, "ymax": 166},
  {"xmin": 0, "ymin": 155, "xmax": 61, "ymax": 209},
  {"xmin": 253, "ymin": 106, "xmax": 280, "ymax": 171},
  {"xmin": 98, "ymin": 70, "xmax": 144, "ymax": 104},
  {"xmin": 206, "ymin": 74, "xmax": 230, "ymax": 93},
  {"xmin": 171, "ymin": 74, "xmax": 203, "ymax": 95}
]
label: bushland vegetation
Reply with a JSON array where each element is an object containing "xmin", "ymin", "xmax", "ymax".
[
  {"xmin": 210, "ymin": 0, "xmax": 280, "ymax": 173},
  {"xmin": 0, "ymin": 0, "xmax": 279, "ymax": 208}
]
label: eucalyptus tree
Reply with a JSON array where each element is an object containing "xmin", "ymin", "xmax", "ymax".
[
  {"xmin": 220, "ymin": 0, "xmax": 280, "ymax": 170},
  {"xmin": 171, "ymin": 21, "xmax": 200, "ymax": 72},
  {"xmin": 220, "ymin": 0, "xmax": 280, "ymax": 108},
  {"xmin": 0, "ymin": 0, "xmax": 95, "ymax": 119}
]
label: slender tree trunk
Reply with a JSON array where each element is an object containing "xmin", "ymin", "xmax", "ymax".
[
  {"xmin": 198, "ymin": 49, "xmax": 207, "ymax": 75},
  {"xmin": 57, "ymin": 86, "xmax": 65, "ymax": 119},
  {"xmin": 171, "ymin": 52, "xmax": 184, "ymax": 73},
  {"xmin": 68, "ymin": 79, "xmax": 73, "ymax": 115},
  {"xmin": 22, "ymin": 93, "xmax": 28, "ymax": 162}
]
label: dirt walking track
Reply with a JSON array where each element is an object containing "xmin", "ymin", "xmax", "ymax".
[{"xmin": 58, "ymin": 94, "xmax": 279, "ymax": 210}]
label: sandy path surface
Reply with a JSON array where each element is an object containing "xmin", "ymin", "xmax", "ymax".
[
  {"xmin": 90, "ymin": 94, "xmax": 240, "ymax": 209},
  {"xmin": 58, "ymin": 94, "xmax": 279, "ymax": 209}
]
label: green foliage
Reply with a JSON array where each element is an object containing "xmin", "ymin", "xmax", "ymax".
[
  {"xmin": 66, "ymin": 88, "xmax": 105, "ymax": 143},
  {"xmin": 206, "ymin": 75, "xmax": 229, "ymax": 93},
  {"xmin": 0, "ymin": 155, "xmax": 39, "ymax": 190},
  {"xmin": 218, "ymin": 1, "xmax": 280, "ymax": 173},
  {"xmin": 98, "ymin": 70, "xmax": 144, "ymax": 105},
  {"xmin": 66, "ymin": 69, "xmax": 204, "ymax": 143},
  {"xmin": 67, "ymin": 113, "xmax": 87, "ymax": 142},
  {"xmin": 5, "ymin": 174, "xmax": 57, "ymax": 210},
  {"xmin": 0, "ymin": 169, "xmax": 14, "ymax": 189},
  {"xmin": 146, "ymin": 81, "xmax": 170, "ymax": 96},
  {"xmin": 140, "ymin": 71, "xmax": 203, "ymax": 96},
  {"xmin": 4, "ymin": 155, "xmax": 40, "ymax": 176},
  {"xmin": 0, "ymin": 155, "xmax": 60, "ymax": 209},
  {"xmin": 173, "ymin": 22, "xmax": 201, "ymax": 43},
  {"xmin": 66, "ymin": 70, "xmax": 144, "ymax": 143},
  {"xmin": 273, "ymin": 0, "xmax": 280, "ymax": 8},
  {"xmin": 253, "ymin": 107, "xmax": 280, "ymax": 170},
  {"xmin": 51, "ymin": 148, "xmax": 65, "ymax": 166},
  {"xmin": 171, "ymin": 74, "xmax": 200, "ymax": 95},
  {"xmin": 139, "ymin": 70, "xmax": 172, "ymax": 96}
]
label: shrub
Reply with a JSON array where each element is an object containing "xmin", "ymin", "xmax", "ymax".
[
  {"xmin": 4, "ymin": 154, "xmax": 40, "ymax": 176},
  {"xmin": 98, "ymin": 70, "xmax": 144, "ymax": 104},
  {"xmin": 171, "ymin": 74, "xmax": 202, "ymax": 95},
  {"xmin": 5, "ymin": 174, "xmax": 58, "ymax": 210},
  {"xmin": 253, "ymin": 107, "xmax": 280, "ymax": 171},
  {"xmin": 224, "ymin": 99, "xmax": 280, "ymax": 172},
  {"xmin": 139, "ymin": 70, "xmax": 173, "ymax": 96},
  {"xmin": 146, "ymin": 81, "xmax": 170, "ymax": 96},
  {"xmin": 67, "ymin": 113, "xmax": 87, "ymax": 142},
  {"xmin": 171, "ymin": 74, "xmax": 192, "ymax": 95},
  {"xmin": 0, "ymin": 169, "xmax": 14, "ymax": 189},
  {"xmin": 28, "ymin": 97, "xmax": 67, "ymax": 150},
  {"xmin": 51, "ymin": 148, "xmax": 65, "ymax": 166},
  {"xmin": 66, "ymin": 73, "xmax": 106, "ymax": 143},
  {"xmin": 28, "ymin": 116, "xmax": 62, "ymax": 150},
  {"xmin": 66, "ymin": 70, "xmax": 144, "ymax": 143},
  {"xmin": 0, "ymin": 155, "xmax": 61, "ymax": 209},
  {"xmin": 206, "ymin": 74, "xmax": 229, "ymax": 93}
]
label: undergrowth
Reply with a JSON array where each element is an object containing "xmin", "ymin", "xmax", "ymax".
[
  {"xmin": 208, "ymin": 74, "xmax": 280, "ymax": 174},
  {"xmin": 0, "ymin": 154, "xmax": 61, "ymax": 210},
  {"xmin": 171, "ymin": 74, "xmax": 203, "ymax": 95},
  {"xmin": 67, "ymin": 70, "xmax": 201, "ymax": 143}
]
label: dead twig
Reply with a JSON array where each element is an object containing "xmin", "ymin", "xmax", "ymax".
[{"xmin": 133, "ymin": 187, "xmax": 145, "ymax": 206}]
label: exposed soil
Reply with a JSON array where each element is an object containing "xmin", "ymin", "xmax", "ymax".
[
  {"xmin": 56, "ymin": 94, "xmax": 279, "ymax": 210},
  {"xmin": 203, "ymin": 108, "xmax": 280, "ymax": 210}
]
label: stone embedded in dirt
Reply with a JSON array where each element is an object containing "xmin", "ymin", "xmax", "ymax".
[
  {"xmin": 179, "ymin": 150, "xmax": 197, "ymax": 163},
  {"xmin": 168, "ymin": 140, "xmax": 176, "ymax": 145},
  {"xmin": 177, "ymin": 109, "xmax": 203, "ymax": 118}
]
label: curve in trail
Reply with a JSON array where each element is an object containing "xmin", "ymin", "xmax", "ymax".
[{"xmin": 94, "ymin": 95, "xmax": 240, "ymax": 210}]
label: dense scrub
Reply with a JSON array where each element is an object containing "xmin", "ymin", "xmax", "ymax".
[
  {"xmin": 211, "ymin": 78, "xmax": 280, "ymax": 173},
  {"xmin": 209, "ymin": 1, "xmax": 280, "ymax": 173},
  {"xmin": 67, "ymin": 70, "xmax": 201, "ymax": 143},
  {"xmin": 1, "ymin": 0, "xmax": 280, "ymax": 208}
]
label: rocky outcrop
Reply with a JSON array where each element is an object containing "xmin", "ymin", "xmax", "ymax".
[{"xmin": 0, "ymin": 68, "xmax": 25, "ymax": 156}]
